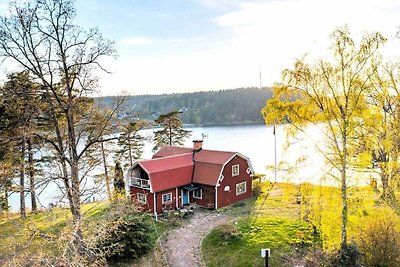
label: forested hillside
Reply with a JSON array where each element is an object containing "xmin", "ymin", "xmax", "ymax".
[{"xmin": 96, "ymin": 87, "xmax": 273, "ymax": 125}]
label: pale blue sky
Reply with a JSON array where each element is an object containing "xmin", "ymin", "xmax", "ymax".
[{"xmin": 1, "ymin": 0, "xmax": 400, "ymax": 96}]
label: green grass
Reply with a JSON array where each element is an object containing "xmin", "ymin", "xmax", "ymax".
[
  {"xmin": 0, "ymin": 202, "xmax": 171, "ymax": 265},
  {"xmin": 202, "ymin": 182, "xmax": 393, "ymax": 266},
  {"xmin": 0, "ymin": 202, "xmax": 108, "ymax": 263},
  {"xmin": 203, "ymin": 183, "xmax": 317, "ymax": 266},
  {"xmin": 203, "ymin": 218, "xmax": 316, "ymax": 267}
]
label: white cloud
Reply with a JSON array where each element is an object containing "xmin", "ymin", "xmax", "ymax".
[{"xmin": 96, "ymin": 0, "xmax": 400, "ymax": 95}]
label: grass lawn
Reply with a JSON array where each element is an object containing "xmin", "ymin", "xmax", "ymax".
[
  {"xmin": 0, "ymin": 201, "xmax": 171, "ymax": 266},
  {"xmin": 0, "ymin": 202, "xmax": 108, "ymax": 263},
  {"xmin": 202, "ymin": 181, "xmax": 392, "ymax": 266}
]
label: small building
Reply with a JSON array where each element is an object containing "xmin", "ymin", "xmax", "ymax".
[{"xmin": 126, "ymin": 141, "xmax": 254, "ymax": 217}]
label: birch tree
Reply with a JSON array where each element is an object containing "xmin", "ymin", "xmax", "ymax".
[
  {"xmin": 262, "ymin": 27, "xmax": 386, "ymax": 253},
  {"xmin": 361, "ymin": 62, "xmax": 400, "ymax": 203}
]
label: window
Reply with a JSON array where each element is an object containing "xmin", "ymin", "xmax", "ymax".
[
  {"xmin": 232, "ymin": 164, "xmax": 240, "ymax": 176},
  {"xmin": 236, "ymin": 182, "xmax": 246, "ymax": 196},
  {"xmin": 193, "ymin": 188, "xmax": 202, "ymax": 199},
  {"xmin": 137, "ymin": 193, "xmax": 146, "ymax": 204},
  {"xmin": 162, "ymin": 193, "xmax": 172, "ymax": 204},
  {"xmin": 246, "ymin": 167, "xmax": 252, "ymax": 174}
]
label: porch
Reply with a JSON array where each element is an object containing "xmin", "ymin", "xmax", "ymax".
[
  {"xmin": 180, "ymin": 184, "xmax": 215, "ymax": 209},
  {"xmin": 130, "ymin": 177, "xmax": 150, "ymax": 189}
]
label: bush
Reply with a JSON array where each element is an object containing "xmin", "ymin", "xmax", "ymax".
[
  {"xmin": 252, "ymin": 180, "xmax": 262, "ymax": 197},
  {"xmin": 93, "ymin": 201, "xmax": 155, "ymax": 263},
  {"xmin": 357, "ymin": 211, "xmax": 400, "ymax": 266},
  {"xmin": 329, "ymin": 243, "xmax": 360, "ymax": 267}
]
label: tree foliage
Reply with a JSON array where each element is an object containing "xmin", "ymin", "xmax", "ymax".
[
  {"xmin": 97, "ymin": 87, "xmax": 273, "ymax": 125},
  {"xmin": 153, "ymin": 111, "xmax": 191, "ymax": 152},
  {"xmin": 116, "ymin": 121, "xmax": 146, "ymax": 168},
  {"xmin": 358, "ymin": 61, "xmax": 400, "ymax": 204},
  {"xmin": 0, "ymin": 0, "xmax": 120, "ymax": 249},
  {"xmin": 357, "ymin": 209, "xmax": 400, "ymax": 266},
  {"xmin": 0, "ymin": 71, "xmax": 43, "ymax": 216},
  {"xmin": 113, "ymin": 161, "xmax": 125, "ymax": 199},
  {"xmin": 93, "ymin": 202, "xmax": 154, "ymax": 262},
  {"xmin": 262, "ymin": 26, "xmax": 386, "ymax": 251}
]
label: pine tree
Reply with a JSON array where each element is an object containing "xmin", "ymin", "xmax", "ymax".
[
  {"xmin": 114, "ymin": 161, "xmax": 125, "ymax": 199},
  {"xmin": 153, "ymin": 111, "xmax": 191, "ymax": 152},
  {"xmin": 0, "ymin": 72, "xmax": 42, "ymax": 217},
  {"xmin": 117, "ymin": 121, "xmax": 146, "ymax": 169}
]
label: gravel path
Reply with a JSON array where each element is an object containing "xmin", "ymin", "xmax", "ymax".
[{"xmin": 160, "ymin": 209, "xmax": 231, "ymax": 267}]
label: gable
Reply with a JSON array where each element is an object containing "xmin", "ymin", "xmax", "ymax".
[{"xmin": 193, "ymin": 152, "xmax": 253, "ymax": 186}]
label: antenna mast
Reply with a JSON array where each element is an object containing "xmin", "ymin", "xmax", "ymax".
[{"xmin": 259, "ymin": 68, "xmax": 262, "ymax": 89}]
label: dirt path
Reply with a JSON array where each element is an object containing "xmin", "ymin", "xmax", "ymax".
[{"xmin": 160, "ymin": 209, "xmax": 231, "ymax": 267}]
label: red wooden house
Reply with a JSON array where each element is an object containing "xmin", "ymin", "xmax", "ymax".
[{"xmin": 126, "ymin": 140, "xmax": 254, "ymax": 218}]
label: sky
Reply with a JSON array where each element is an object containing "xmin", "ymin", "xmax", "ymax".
[{"xmin": 0, "ymin": 0, "xmax": 400, "ymax": 96}]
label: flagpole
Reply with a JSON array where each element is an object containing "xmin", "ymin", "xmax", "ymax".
[{"xmin": 274, "ymin": 120, "xmax": 277, "ymax": 183}]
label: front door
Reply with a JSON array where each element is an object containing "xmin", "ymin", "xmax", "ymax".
[{"xmin": 182, "ymin": 190, "xmax": 189, "ymax": 205}]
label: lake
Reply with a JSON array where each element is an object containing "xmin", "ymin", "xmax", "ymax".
[{"xmin": 8, "ymin": 123, "xmax": 370, "ymax": 211}]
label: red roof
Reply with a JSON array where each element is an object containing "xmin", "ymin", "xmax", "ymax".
[
  {"xmin": 154, "ymin": 146, "xmax": 237, "ymax": 186},
  {"xmin": 132, "ymin": 146, "xmax": 251, "ymax": 192},
  {"xmin": 139, "ymin": 153, "xmax": 193, "ymax": 192},
  {"xmin": 152, "ymin": 146, "xmax": 193, "ymax": 159}
]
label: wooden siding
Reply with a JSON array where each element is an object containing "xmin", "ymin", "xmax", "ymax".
[
  {"xmin": 130, "ymin": 186, "xmax": 154, "ymax": 213},
  {"xmin": 130, "ymin": 186, "xmax": 180, "ymax": 214},
  {"xmin": 190, "ymin": 185, "xmax": 215, "ymax": 208},
  {"xmin": 217, "ymin": 155, "xmax": 252, "ymax": 208},
  {"xmin": 156, "ymin": 188, "xmax": 178, "ymax": 214}
]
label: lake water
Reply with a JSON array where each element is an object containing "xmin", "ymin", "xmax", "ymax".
[{"xmin": 8, "ymin": 123, "xmax": 371, "ymax": 211}]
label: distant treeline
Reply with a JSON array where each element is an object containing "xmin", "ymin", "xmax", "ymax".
[{"xmin": 96, "ymin": 87, "xmax": 273, "ymax": 126}]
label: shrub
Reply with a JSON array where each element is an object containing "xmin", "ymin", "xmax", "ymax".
[
  {"xmin": 92, "ymin": 201, "xmax": 155, "ymax": 263},
  {"xmin": 252, "ymin": 180, "xmax": 262, "ymax": 197},
  {"xmin": 329, "ymin": 243, "xmax": 360, "ymax": 267},
  {"xmin": 357, "ymin": 211, "xmax": 400, "ymax": 266}
]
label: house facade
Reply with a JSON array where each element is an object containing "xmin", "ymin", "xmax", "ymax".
[{"xmin": 126, "ymin": 141, "xmax": 254, "ymax": 217}]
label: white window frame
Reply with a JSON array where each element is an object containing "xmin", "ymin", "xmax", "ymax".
[
  {"xmin": 162, "ymin": 192, "xmax": 172, "ymax": 204},
  {"xmin": 193, "ymin": 188, "xmax": 202, "ymax": 199},
  {"xmin": 236, "ymin": 181, "xmax": 246, "ymax": 196},
  {"xmin": 232, "ymin": 164, "xmax": 240, "ymax": 176},
  {"xmin": 246, "ymin": 167, "xmax": 251, "ymax": 174},
  {"xmin": 137, "ymin": 193, "xmax": 146, "ymax": 204}
]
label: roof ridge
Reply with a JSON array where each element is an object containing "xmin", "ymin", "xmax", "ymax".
[
  {"xmin": 199, "ymin": 148, "xmax": 236, "ymax": 154},
  {"xmin": 161, "ymin": 145, "xmax": 237, "ymax": 155},
  {"xmin": 142, "ymin": 152, "xmax": 193, "ymax": 162}
]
